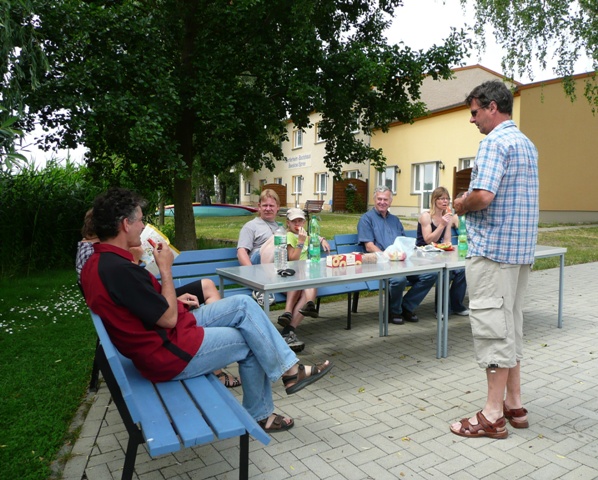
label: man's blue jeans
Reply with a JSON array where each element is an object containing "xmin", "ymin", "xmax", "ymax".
[
  {"xmin": 173, "ymin": 296, "xmax": 297, "ymax": 422},
  {"xmin": 389, "ymin": 272, "xmax": 437, "ymax": 315}
]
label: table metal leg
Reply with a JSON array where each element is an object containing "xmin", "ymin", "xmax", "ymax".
[
  {"xmin": 263, "ymin": 291, "xmax": 270, "ymax": 315},
  {"xmin": 379, "ymin": 279, "xmax": 389, "ymax": 337},
  {"xmin": 558, "ymin": 254, "xmax": 564, "ymax": 328},
  {"xmin": 435, "ymin": 270, "xmax": 444, "ymax": 359},
  {"xmin": 442, "ymin": 269, "xmax": 450, "ymax": 358},
  {"xmin": 378, "ymin": 280, "xmax": 383, "ymax": 337}
]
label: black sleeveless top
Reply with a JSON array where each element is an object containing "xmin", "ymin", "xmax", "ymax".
[{"xmin": 416, "ymin": 220, "xmax": 447, "ymax": 247}]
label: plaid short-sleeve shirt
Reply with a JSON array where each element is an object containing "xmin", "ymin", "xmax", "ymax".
[{"xmin": 467, "ymin": 120, "xmax": 539, "ymax": 265}]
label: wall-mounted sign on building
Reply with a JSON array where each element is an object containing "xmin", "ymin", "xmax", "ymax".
[{"xmin": 287, "ymin": 153, "xmax": 312, "ymax": 169}]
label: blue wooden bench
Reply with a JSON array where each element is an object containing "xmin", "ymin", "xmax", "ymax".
[
  {"xmin": 314, "ymin": 238, "xmax": 370, "ymax": 329},
  {"xmin": 169, "ymin": 247, "xmax": 287, "ymax": 303},
  {"xmin": 332, "ymin": 234, "xmax": 374, "ymax": 314},
  {"xmin": 89, "ymin": 310, "xmax": 270, "ymax": 480}
]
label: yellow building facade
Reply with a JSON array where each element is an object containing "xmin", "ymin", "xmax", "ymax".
[
  {"xmin": 242, "ymin": 65, "xmax": 598, "ymax": 223},
  {"xmin": 240, "ymin": 113, "xmax": 370, "ymax": 209},
  {"xmin": 518, "ymin": 75, "xmax": 598, "ymax": 222},
  {"xmin": 371, "ymin": 67, "xmax": 598, "ymax": 222}
]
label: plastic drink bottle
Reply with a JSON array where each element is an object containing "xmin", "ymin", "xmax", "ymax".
[
  {"xmin": 274, "ymin": 224, "xmax": 288, "ymax": 269},
  {"xmin": 458, "ymin": 215, "xmax": 468, "ymax": 259},
  {"xmin": 309, "ymin": 216, "xmax": 321, "ymax": 263}
]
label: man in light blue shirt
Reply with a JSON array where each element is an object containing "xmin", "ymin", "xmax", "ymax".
[
  {"xmin": 451, "ymin": 80, "xmax": 538, "ymax": 439},
  {"xmin": 357, "ymin": 185, "xmax": 436, "ymax": 324}
]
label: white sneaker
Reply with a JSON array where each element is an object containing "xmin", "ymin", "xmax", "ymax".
[
  {"xmin": 282, "ymin": 331, "xmax": 305, "ymax": 352},
  {"xmin": 454, "ymin": 309, "xmax": 470, "ymax": 316},
  {"xmin": 252, "ymin": 291, "xmax": 275, "ymax": 307}
]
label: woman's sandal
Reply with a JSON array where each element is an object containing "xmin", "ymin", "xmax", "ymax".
[
  {"xmin": 258, "ymin": 413, "xmax": 294, "ymax": 433},
  {"xmin": 216, "ymin": 370, "xmax": 242, "ymax": 388},
  {"xmin": 450, "ymin": 411, "xmax": 509, "ymax": 439},
  {"xmin": 503, "ymin": 402, "xmax": 529, "ymax": 428},
  {"xmin": 282, "ymin": 361, "xmax": 333, "ymax": 395}
]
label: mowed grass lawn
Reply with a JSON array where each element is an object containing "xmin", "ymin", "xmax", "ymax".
[
  {"xmin": 1, "ymin": 213, "xmax": 597, "ymax": 479},
  {"xmin": 193, "ymin": 211, "xmax": 363, "ymax": 245},
  {"xmin": 193, "ymin": 211, "xmax": 598, "ymax": 270}
]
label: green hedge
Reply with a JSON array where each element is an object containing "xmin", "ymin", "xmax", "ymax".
[{"xmin": 0, "ymin": 161, "xmax": 155, "ymax": 277}]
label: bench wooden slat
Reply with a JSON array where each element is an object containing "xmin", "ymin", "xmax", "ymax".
[
  {"xmin": 304, "ymin": 199, "xmax": 324, "ymax": 213},
  {"xmin": 90, "ymin": 313, "xmax": 136, "ymax": 415},
  {"xmin": 154, "ymin": 380, "xmax": 215, "ymax": 448},
  {"xmin": 336, "ymin": 244, "xmax": 364, "ymax": 254},
  {"xmin": 205, "ymin": 374, "xmax": 270, "ymax": 445},
  {"xmin": 175, "ymin": 247, "xmax": 239, "ymax": 264},
  {"xmin": 171, "ymin": 259, "xmax": 241, "ymax": 277},
  {"xmin": 184, "ymin": 376, "xmax": 247, "ymax": 438},
  {"xmin": 124, "ymin": 367, "xmax": 183, "ymax": 457}
]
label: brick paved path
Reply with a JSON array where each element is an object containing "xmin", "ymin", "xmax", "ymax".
[{"xmin": 63, "ymin": 263, "xmax": 598, "ymax": 480}]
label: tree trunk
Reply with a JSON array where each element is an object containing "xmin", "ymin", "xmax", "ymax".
[
  {"xmin": 173, "ymin": 0, "xmax": 199, "ymax": 251},
  {"xmin": 218, "ymin": 183, "xmax": 227, "ymax": 203},
  {"xmin": 173, "ymin": 175, "xmax": 196, "ymax": 250}
]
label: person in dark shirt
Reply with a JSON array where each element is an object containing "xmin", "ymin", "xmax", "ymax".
[
  {"xmin": 417, "ymin": 187, "xmax": 468, "ymax": 316},
  {"xmin": 81, "ymin": 188, "xmax": 333, "ymax": 432}
]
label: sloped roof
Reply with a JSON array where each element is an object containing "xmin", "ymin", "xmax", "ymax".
[{"xmin": 419, "ymin": 64, "xmax": 520, "ymax": 113}]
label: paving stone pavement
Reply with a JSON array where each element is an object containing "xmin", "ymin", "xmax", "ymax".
[{"xmin": 63, "ymin": 263, "xmax": 598, "ymax": 480}]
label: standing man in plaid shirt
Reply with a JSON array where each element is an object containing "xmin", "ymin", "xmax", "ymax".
[{"xmin": 451, "ymin": 80, "xmax": 539, "ymax": 439}]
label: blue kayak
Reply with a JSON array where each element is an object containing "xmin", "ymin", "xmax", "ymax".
[{"xmin": 160, "ymin": 203, "xmax": 258, "ymax": 217}]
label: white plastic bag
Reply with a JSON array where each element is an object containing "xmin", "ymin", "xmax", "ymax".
[{"xmin": 384, "ymin": 236, "xmax": 415, "ymax": 261}]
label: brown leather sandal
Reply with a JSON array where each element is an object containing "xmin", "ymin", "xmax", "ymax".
[
  {"xmin": 216, "ymin": 370, "xmax": 241, "ymax": 388},
  {"xmin": 282, "ymin": 361, "xmax": 333, "ymax": 395},
  {"xmin": 451, "ymin": 411, "xmax": 508, "ymax": 439},
  {"xmin": 258, "ymin": 413, "xmax": 294, "ymax": 433},
  {"xmin": 503, "ymin": 402, "xmax": 529, "ymax": 428}
]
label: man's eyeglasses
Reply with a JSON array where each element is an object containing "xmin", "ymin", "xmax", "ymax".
[
  {"xmin": 470, "ymin": 103, "xmax": 490, "ymax": 117},
  {"xmin": 124, "ymin": 214, "xmax": 146, "ymax": 224}
]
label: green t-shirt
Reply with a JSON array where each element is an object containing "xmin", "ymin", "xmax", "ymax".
[{"xmin": 287, "ymin": 232, "xmax": 309, "ymax": 260}]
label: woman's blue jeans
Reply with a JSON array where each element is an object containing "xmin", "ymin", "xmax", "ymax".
[{"xmin": 172, "ymin": 295, "xmax": 297, "ymax": 422}]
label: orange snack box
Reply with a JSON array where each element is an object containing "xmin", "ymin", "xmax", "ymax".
[{"xmin": 326, "ymin": 253, "xmax": 363, "ymax": 268}]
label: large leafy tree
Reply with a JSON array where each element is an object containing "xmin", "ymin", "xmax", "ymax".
[
  {"xmin": 466, "ymin": 0, "xmax": 597, "ymax": 106},
  {"xmin": 0, "ymin": 0, "xmax": 47, "ymax": 171},
  {"xmin": 6, "ymin": 0, "xmax": 467, "ymax": 249}
]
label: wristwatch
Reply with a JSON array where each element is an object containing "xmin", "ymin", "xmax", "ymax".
[{"xmin": 297, "ymin": 243, "xmax": 304, "ymax": 249}]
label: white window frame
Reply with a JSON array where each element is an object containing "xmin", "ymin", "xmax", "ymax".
[
  {"xmin": 459, "ymin": 157, "xmax": 474, "ymax": 170},
  {"xmin": 293, "ymin": 129, "xmax": 303, "ymax": 149},
  {"xmin": 292, "ymin": 175, "xmax": 303, "ymax": 195},
  {"xmin": 259, "ymin": 179, "xmax": 267, "ymax": 188},
  {"xmin": 376, "ymin": 166, "xmax": 397, "ymax": 194},
  {"xmin": 244, "ymin": 181, "xmax": 251, "ymax": 196},
  {"xmin": 315, "ymin": 172, "xmax": 328, "ymax": 194},
  {"xmin": 315, "ymin": 123, "xmax": 325, "ymax": 143},
  {"xmin": 274, "ymin": 177, "xmax": 283, "ymax": 185},
  {"xmin": 412, "ymin": 162, "xmax": 440, "ymax": 210},
  {"xmin": 350, "ymin": 112, "xmax": 360, "ymax": 134},
  {"xmin": 345, "ymin": 170, "xmax": 361, "ymax": 179}
]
